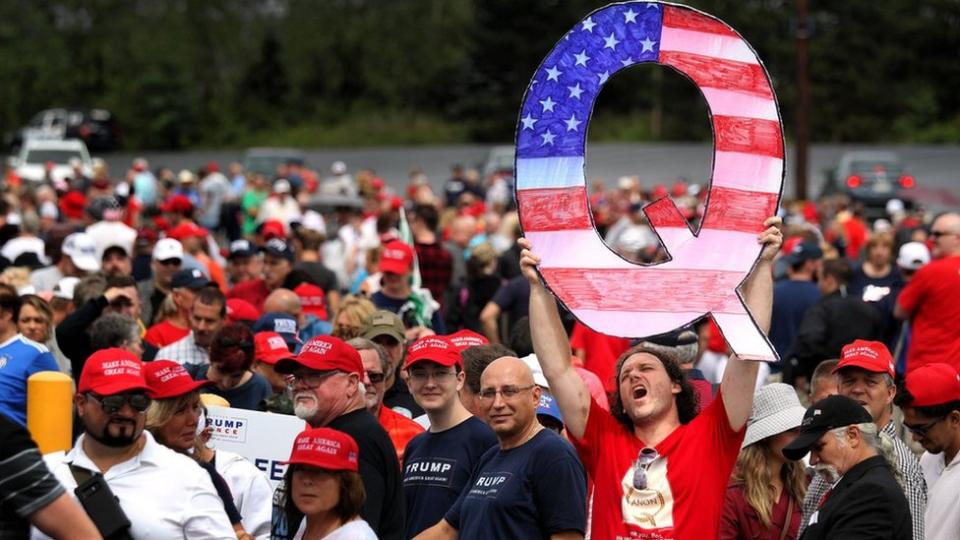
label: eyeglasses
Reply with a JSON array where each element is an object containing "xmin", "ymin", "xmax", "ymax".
[
  {"xmin": 86, "ymin": 392, "xmax": 152, "ymax": 414},
  {"xmin": 367, "ymin": 372, "xmax": 385, "ymax": 384},
  {"xmin": 287, "ymin": 370, "xmax": 341, "ymax": 389},
  {"xmin": 632, "ymin": 447, "xmax": 659, "ymax": 490},
  {"xmin": 930, "ymin": 231, "xmax": 956, "ymax": 239},
  {"xmin": 904, "ymin": 417, "xmax": 944, "ymax": 436},
  {"xmin": 478, "ymin": 384, "xmax": 536, "ymax": 402},
  {"xmin": 409, "ymin": 369, "xmax": 457, "ymax": 383},
  {"xmin": 159, "ymin": 258, "xmax": 182, "ymax": 267}
]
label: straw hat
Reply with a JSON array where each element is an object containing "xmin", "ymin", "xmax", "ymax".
[{"xmin": 742, "ymin": 383, "xmax": 807, "ymax": 448}]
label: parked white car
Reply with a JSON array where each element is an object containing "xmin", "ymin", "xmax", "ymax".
[{"xmin": 13, "ymin": 139, "xmax": 94, "ymax": 184}]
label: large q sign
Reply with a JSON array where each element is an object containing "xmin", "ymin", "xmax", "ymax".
[{"xmin": 516, "ymin": 1, "xmax": 783, "ymax": 361}]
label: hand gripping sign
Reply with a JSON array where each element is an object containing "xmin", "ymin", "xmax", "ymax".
[{"xmin": 515, "ymin": 1, "xmax": 783, "ymax": 361}]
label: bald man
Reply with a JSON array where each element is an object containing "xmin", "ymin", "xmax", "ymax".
[
  {"xmin": 896, "ymin": 212, "xmax": 960, "ymax": 373},
  {"xmin": 416, "ymin": 357, "xmax": 586, "ymax": 540},
  {"xmin": 263, "ymin": 288, "xmax": 331, "ymax": 343}
]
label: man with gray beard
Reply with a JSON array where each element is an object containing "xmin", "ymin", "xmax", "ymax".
[
  {"xmin": 783, "ymin": 395, "xmax": 911, "ymax": 540},
  {"xmin": 269, "ymin": 335, "xmax": 404, "ymax": 540}
]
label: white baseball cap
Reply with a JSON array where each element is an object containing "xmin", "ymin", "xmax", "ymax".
[
  {"xmin": 62, "ymin": 233, "xmax": 99, "ymax": 272},
  {"xmin": 53, "ymin": 277, "xmax": 80, "ymax": 300},
  {"xmin": 300, "ymin": 210, "xmax": 326, "ymax": 234},
  {"xmin": 153, "ymin": 238, "xmax": 184, "ymax": 262},
  {"xmin": 332, "ymin": 161, "xmax": 347, "ymax": 175},
  {"xmin": 273, "ymin": 179, "xmax": 291, "ymax": 194},
  {"xmin": 897, "ymin": 242, "xmax": 930, "ymax": 271}
]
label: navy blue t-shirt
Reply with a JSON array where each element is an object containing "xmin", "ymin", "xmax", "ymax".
[
  {"xmin": 190, "ymin": 365, "xmax": 273, "ymax": 411},
  {"xmin": 444, "ymin": 429, "xmax": 587, "ymax": 539},
  {"xmin": 769, "ymin": 280, "xmax": 821, "ymax": 360},
  {"xmin": 371, "ymin": 291, "xmax": 446, "ymax": 334},
  {"xmin": 848, "ymin": 265, "xmax": 904, "ymax": 303},
  {"xmin": 403, "ymin": 416, "xmax": 497, "ymax": 538}
]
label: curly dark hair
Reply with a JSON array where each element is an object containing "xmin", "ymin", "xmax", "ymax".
[
  {"xmin": 609, "ymin": 343, "xmax": 700, "ymax": 431},
  {"xmin": 209, "ymin": 323, "xmax": 255, "ymax": 374}
]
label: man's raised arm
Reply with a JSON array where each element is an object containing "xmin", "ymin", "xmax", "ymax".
[
  {"xmin": 520, "ymin": 238, "xmax": 592, "ymax": 439},
  {"xmin": 721, "ymin": 216, "xmax": 782, "ymax": 430}
]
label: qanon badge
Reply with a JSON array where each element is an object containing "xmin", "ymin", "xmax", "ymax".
[{"xmin": 620, "ymin": 453, "xmax": 675, "ymax": 535}]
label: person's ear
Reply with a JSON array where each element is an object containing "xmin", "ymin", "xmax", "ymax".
[{"xmin": 455, "ymin": 370, "xmax": 465, "ymax": 392}]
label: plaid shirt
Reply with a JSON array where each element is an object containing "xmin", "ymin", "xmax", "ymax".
[
  {"xmin": 155, "ymin": 332, "xmax": 209, "ymax": 368},
  {"xmin": 415, "ymin": 242, "xmax": 453, "ymax": 309},
  {"xmin": 800, "ymin": 420, "xmax": 927, "ymax": 540}
]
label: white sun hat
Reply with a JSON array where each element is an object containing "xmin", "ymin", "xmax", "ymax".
[{"xmin": 742, "ymin": 383, "xmax": 807, "ymax": 449}]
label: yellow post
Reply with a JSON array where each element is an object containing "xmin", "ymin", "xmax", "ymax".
[{"xmin": 27, "ymin": 371, "xmax": 74, "ymax": 454}]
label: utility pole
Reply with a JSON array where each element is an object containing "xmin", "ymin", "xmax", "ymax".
[{"xmin": 795, "ymin": 0, "xmax": 811, "ymax": 200}]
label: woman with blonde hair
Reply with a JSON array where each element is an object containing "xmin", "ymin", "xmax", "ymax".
[
  {"xmin": 330, "ymin": 294, "xmax": 375, "ymax": 340},
  {"xmin": 721, "ymin": 383, "xmax": 808, "ymax": 540}
]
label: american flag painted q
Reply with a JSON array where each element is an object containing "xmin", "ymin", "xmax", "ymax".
[{"xmin": 516, "ymin": 1, "xmax": 784, "ymax": 361}]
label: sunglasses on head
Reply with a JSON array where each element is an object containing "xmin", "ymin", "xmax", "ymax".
[{"xmin": 87, "ymin": 392, "xmax": 152, "ymax": 414}]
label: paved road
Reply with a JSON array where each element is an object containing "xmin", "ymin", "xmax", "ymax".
[{"xmin": 102, "ymin": 143, "xmax": 960, "ymax": 210}]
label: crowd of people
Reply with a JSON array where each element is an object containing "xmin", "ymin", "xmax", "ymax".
[{"xmin": 0, "ymin": 155, "xmax": 958, "ymax": 540}]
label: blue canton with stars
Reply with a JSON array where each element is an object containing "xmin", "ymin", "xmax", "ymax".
[{"xmin": 517, "ymin": 2, "xmax": 663, "ymax": 159}]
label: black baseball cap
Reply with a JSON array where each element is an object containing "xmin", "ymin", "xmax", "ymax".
[
  {"xmin": 170, "ymin": 268, "xmax": 211, "ymax": 290},
  {"xmin": 782, "ymin": 395, "xmax": 873, "ymax": 461},
  {"xmin": 261, "ymin": 238, "xmax": 294, "ymax": 262},
  {"xmin": 785, "ymin": 241, "xmax": 823, "ymax": 265},
  {"xmin": 229, "ymin": 239, "xmax": 258, "ymax": 259}
]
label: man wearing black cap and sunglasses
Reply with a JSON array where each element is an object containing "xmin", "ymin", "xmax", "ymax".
[
  {"xmin": 782, "ymin": 394, "xmax": 910, "ymax": 540},
  {"xmin": 38, "ymin": 349, "xmax": 234, "ymax": 538}
]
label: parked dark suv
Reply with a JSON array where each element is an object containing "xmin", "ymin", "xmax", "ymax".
[
  {"xmin": 819, "ymin": 151, "xmax": 915, "ymax": 219},
  {"xmin": 4, "ymin": 108, "xmax": 121, "ymax": 151}
]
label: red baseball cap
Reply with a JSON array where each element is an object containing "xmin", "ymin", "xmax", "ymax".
[
  {"xmin": 294, "ymin": 283, "xmax": 328, "ymax": 320},
  {"xmin": 255, "ymin": 332, "xmax": 295, "ymax": 365},
  {"xmin": 78, "ymin": 349, "xmax": 150, "ymax": 395},
  {"xmin": 275, "ymin": 336, "xmax": 364, "ymax": 376},
  {"xmin": 833, "ymin": 340, "xmax": 896, "ymax": 378},
  {"xmin": 59, "ymin": 191, "xmax": 87, "ymax": 220},
  {"xmin": 260, "ymin": 220, "xmax": 286, "ymax": 240},
  {"xmin": 379, "ymin": 240, "xmax": 414, "ymax": 275},
  {"xmin": 143, "ymin": 360, "xmax": 213, "ymax": 399},
  {"xmin": 166, "ymin": 221, "xmax": 208, "ymax": 241},
  {"xmin": 283, "ymin": 427, "xmax": 359, "ymax": 472},
  {"xmin": 161, "ymin": 195, "xmax": 194, "ymax": 214},
  {"xmin": 446, "ymin": 329, "xmax": 489, "ymax": 352},
  {"xmin": 904, "ymin": 363, "xmax": 960, "ymax": 407},
  {"xmin": 226, "ymin": 298, "xmax": 260, "ymax": 324},
  {"xmin": 404, "ymin": 335, "xmax": 462, "ymax": 370}
]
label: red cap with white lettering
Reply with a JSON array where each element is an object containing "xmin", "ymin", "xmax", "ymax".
[
  {"xmin": 833, "ymin": 340, "xmax": 895, "ymax": 378},
  {"xmin": 274, "ymin": 336, "xmax": 364, "ymax": 377},
  {"xmin": 446, "ymin": 329, "xmax": 489, "ymax": 352},
  {"xmin": 283, "ymin": 427, "xmax": 359, "ymax": 472},
  {"xmin": 143, "ymin": 360, "xmax": 214, "ymax": 399},
  {"xmin": 404, "ymin": 336, "xmax": 463, "ymax": 369},
  {"xmin": 78, "ymin": 349, "xmax": 150, "ymax": 395}
]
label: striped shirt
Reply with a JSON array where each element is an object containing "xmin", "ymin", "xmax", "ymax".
[
  {"xmin": 155, "ymin": 332, "xmax": 209, "ymax": 368},
  {"xmin": 800, "ymin": 420, "xmax": 927, "ymax": 540},
  {"xmin": 0, "ymin": 414, "xmax": 64, "ymax": 539}
]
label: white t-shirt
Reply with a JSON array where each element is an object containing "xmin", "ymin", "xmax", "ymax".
[
  {"xmin": 920, "ymin": 450, "xmax": 960, "ymax": 540},
  {"xmin": 292, "ymin": 518, "xmax": 378, "ymax": 540},
  {"xmin": 214, "ymin": 449, "xmax": 273, "ymax": 540},
  {"xmin": 34, "ymin": 432, "xmax": 235, "ymax": 540}
]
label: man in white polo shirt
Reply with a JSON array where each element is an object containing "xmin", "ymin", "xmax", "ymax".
[
  {"xmin": 35, "ymin": 348, "xmax": 234, "ymax": 539},
  {"xmin": 895, "ymin": 363, "xmax": 960, "ymax": 540}
]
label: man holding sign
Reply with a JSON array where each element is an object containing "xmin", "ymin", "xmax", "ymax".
[{"xmin": 520, "ymin": 216, "xmax": 781, "ymax": 540}]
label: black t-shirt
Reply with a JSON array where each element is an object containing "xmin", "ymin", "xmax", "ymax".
[
  {"xmin": 383, "ymin": 374, "xmax": 424, "ymax": 418},
  {"xmin": 402, "ymin": 416, "xmax": 498, "ymax": 538},
  {"xmin": 848, "ymin": 265, "xmax": 904, "ymax": 303},
  {"xmin": 0, "ymin": 413, "xmax": 65, "ymax": 539},
  {"xmin": 271, "ymin": 409, "xmax": 405, "ymax": 540},
  {"xmin": 445, "ymin": 429, "xmax": 587, "ymax": 538},
  {"xmin": 289, "ymin": 261, "xmax": 339, "ymax": 292}
]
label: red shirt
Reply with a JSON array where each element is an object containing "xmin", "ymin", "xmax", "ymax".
[
  {"xmin": 720, "ymin": 483, "xmax": 801, "ymax": 540},
  {"xmin": 570, "ymin": 321, "xmax": 631, "ymax": 393},
  {"xmin": 143, "ymin": 320, "xmax": 190, "ymax": 348},
  {"xmin": 378, "ymin": 406, "xmax": 425, "ymax": 463},
  {"xmin": 571, "ymin": 392, "xmax": 744, "ymax": 539},
  {"xmin": 897, "ymin": 255, "xmax": 960, "ymax": 372},
  {"xmin": 228, "ymin": 279, "xmax": 270, "ymax": 312}
]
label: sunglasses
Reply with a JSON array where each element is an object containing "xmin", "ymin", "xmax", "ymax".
[
  {"xmin": 87, "ymin": 392, "xmax": 152, "ymax": 414},
  {"xmin": 904, "ymin": 417, "xmax": 944, "ymax": 436},
  {"xmin": 930, "ymin": 231, "xmax": 956, "ymax": 239},
  {"xmin": 159, "ymin": 258, "xmax": 182, "ymax": 266},
  {"xmin": 367, "ymin": 372, "xmax": 385, "ymax": 384},
  {"xmin": 632, "ymin": 447, "xmax": 659, "ymax": 490}
]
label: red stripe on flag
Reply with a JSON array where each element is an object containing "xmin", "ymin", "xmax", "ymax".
[
  {"xmin": 660, "ymin": 51, "xmax": 772, "ymax": 98},
  {"xmin": 644, "ymin": 197, "xmax": 690, "ymax": 229},
  {"xmin": 714, "ymin": 116, "xmax": 783, "ymax": 158},
  {"xmin": 542, "ymin": 267, "xmax": 743, "ymax": 312},
  {"xmin": 518, "ymin": 187, "xmax": 592, "ymax": 232},
  {"xmin": 663, "ymin": 6, "xmax": 739, "ymax": 37},
  {"xmin": 700, "ymin": 186, "xmax": 779, "ymax": 234}
]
